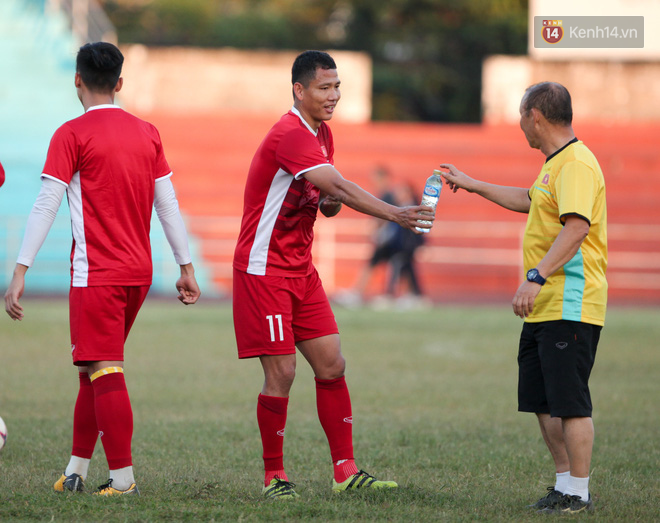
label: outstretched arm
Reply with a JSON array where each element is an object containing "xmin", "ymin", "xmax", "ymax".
[
  {"xmin": 439, "ymin": 163, "xmax": 531, "ymax": 213},
  {"xmin": 304, "ymin": 165, "xmax": 433, "ymax": 232},
  {"xmin": 154, "ymin": 178, "xmax": 201, "ymax": 305}
]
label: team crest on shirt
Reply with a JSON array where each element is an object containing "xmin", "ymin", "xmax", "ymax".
[
  {"xmin": 542, "ymin": 173, "xmax": 550, "ymax": 184},
  {"xmin": 320, "ymin": 145, "xmax": 328, "ymax": 158}
]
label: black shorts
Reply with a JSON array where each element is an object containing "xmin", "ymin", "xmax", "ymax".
[
  {"xmin": 518, "ymin": 320, "xmax": 601, "ymax": 418},
  {"xmin": 369, "ymin": 244, "xmax": 396, "ymax": 266}
]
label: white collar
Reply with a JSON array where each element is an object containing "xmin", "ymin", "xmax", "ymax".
[
  {"xmin": 291, "ymin": 106, "xmax": 317, "ymax": 136},
  {"xmin": 86, "ymin": 104, "xmax": 121, "ymax": 113}
]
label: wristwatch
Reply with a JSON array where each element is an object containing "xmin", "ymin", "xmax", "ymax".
[{"xmin": 526, "ymin": 268, "xmax": 546, "ymax": 286}]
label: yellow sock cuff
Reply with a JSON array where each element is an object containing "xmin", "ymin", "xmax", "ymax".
[{"xmin": 90, "ymin": 366, "xmax": 124, "ymax": 382}]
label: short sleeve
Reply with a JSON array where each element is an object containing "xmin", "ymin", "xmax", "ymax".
[
  {"xmin": 555, "ymin": 160, "xmax": 596, "ymax": 224},
  {"xmin": 151, "ymin": 125, "xmax": 172, "ymax": 181},
  {"xmin": 276, "ymin": 128, "xmax": 330, "ymax": 177},
  {"xmin": 42, "ymin": 124, "xmax": 79, "ymax": 185}
]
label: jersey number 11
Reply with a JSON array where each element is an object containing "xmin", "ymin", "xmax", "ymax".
[{"xmin": 266, "ymin": 314, "xmax": 284, "ymax": 342}]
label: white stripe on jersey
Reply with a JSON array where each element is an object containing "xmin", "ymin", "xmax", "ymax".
[
  {"xmin": 247, "ymin": 168, "xmax": 295, "ymax": 275},
  {"xmin": 68, "ymin": 171, "xmax": 89, "ymax": 287}
]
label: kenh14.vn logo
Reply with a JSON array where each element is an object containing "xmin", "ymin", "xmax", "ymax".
[{"xmin": 542, "ymin": 20, "xmax": 563, "ymax": 44}]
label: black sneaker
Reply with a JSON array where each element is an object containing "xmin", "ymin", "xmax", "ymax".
[
  {"xmin": 527, "ymin": 486, "xmax": 563, "ymax": 509},
  {"xmin": 53, "ymin": 472, "xmax": 84, "ymax": 492},
  {"xmin": 539, "ymin": 493, "xmax": 593, "ymax": 514}
]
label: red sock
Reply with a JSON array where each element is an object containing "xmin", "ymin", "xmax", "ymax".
[
  {"xmin": 71, "ymin": 372, "xmax": 98, "ymax": 459},
  {"xmin": 264, "ymin": 469, "xmax": 288, "ymax": 485},
  {"xmin": 334, "ymin": 458, "xmax": 359, "ymax": 483},
  {"xmin": 257, "ymin": 394, "xmax": 289, "ymax": 485},
  {"xmin": 315, "ymin": 376, "xmax": 356, "ymax": 482},
  {"xmin": 92, "ymin": 372, "xmax": 133, "ymax": 469}
]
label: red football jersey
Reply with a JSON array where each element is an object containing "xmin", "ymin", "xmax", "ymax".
[
  {"xmin": 233, "ymin": 109, "xmax": 334, "ymax": 277},
  {"xmin": 42, "ymin": 105, "xmax": 172, "ymax": 286},
  {"xmin": 0, "ymin": 160, "xmax": 5, "ymax": 187}
]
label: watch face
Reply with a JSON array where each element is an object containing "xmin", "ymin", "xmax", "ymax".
[{"xmin": 527, "ymin": 269, "xmax": 545, "ymax": 285}]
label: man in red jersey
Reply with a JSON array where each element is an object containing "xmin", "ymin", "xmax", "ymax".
[
  {"xmin": 233, "ymin": 50, "xmax": 433, "ymax": 499},
  {"xmin": 4, "ymin": 42, "xmax": 201, "ymax": 496},
  {"xmin": 0, "ymin": 161, "xmax": 5, "ymax": 187}
]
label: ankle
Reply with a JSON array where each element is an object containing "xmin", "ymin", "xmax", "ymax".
[
  {"xmin": 333, "ymin": 458, "xmax": 358, "ymax": 483},
  {"xmin": 265, "ymin": 469, "xmax": 288, "ymax": 486}
]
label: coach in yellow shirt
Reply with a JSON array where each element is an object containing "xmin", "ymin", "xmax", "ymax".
[{"xmin": 440, "ymin": 82, "xmax": 606, "ymax": 515}]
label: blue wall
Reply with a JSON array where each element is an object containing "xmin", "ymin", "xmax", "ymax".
[{"xmin": 0, "ymin": 0, "xmax": 214, "ymax": 295}]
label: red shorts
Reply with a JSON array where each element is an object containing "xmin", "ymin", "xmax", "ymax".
[
  {"xmin": 233, "ymin": 268, "xmax": 338, "ymax": 359},
  {"xmin": 69, "ymin": 285, "xmax": 150, "ymax": 365}
]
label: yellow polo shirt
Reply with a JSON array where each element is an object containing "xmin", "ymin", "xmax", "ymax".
[{"xmin": 523, "ymin": 139, "xmax": 608, "ymax": 326}]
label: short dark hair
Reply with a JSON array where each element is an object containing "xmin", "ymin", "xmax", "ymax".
[
  {"xmin": 76, "ymin": 42, "xmax": 124, "ymax": 93},
  {"xmin": 522, "ymin": 82, "xmax": 573, "ymax": 125},
  {"xmin": 291, "ymin": 50, "xmax": 336, "ymax": 87}
]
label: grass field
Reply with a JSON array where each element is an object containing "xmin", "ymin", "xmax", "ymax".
[{"xmin": 0, "ymin": 298, "xmax": 658, "ymax": 521}]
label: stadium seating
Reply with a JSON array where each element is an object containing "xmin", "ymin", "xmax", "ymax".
[{"xmin": 147, "ymin": 113, "xmax": 660, "ymax": 304}]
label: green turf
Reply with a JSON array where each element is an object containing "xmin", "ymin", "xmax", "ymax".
[{"xmin": 0, "ymin": 298, "xmax": 658, "ymax": 521}]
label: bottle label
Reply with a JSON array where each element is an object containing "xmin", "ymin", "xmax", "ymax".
[{"xmin": 423, "ymin": 186, "xmax": 439, "ymax": 197}]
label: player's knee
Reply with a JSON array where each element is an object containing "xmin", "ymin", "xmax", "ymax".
[
  {"xmin": 280, "ymin": 365, "xmax": 296, "ymax": 385},
  {"xmin": 265, "ymin": 362, "xmax": 296, "ymax": 391},
  {"xmin": 336, "ymin": 355, "xmax": 346, "ymax": 376},
  {"xmin": 322, "ymin": 355, "xmax": 346, "ymax": 380}
]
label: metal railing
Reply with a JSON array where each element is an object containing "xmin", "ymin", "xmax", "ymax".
[
  {"xmin": 3, "ymin": 214, "xmax": 659, "ymax": 299},
  {"xmin": 184, "ymin": 216, "xmax": 660, "ymax": 298}
]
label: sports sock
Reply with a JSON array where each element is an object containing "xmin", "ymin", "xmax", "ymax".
[
  {"xmin": 565, "ymin": 475, "xmax": 590, "ymax": 501},
  {"xmin": 333, "ymin": 458, "xmax": 359, "ymax": 483},
  {"xmin": 91, "ymin": 368, "xmax": 133, "ymax": 470},
  {"xmin": 64, "ymin": 456, "xmax": 91, "ymax": 479},
  {"xmin": 71, "ymin": 372, "xmax": 98, "ymax": 462},
  {"xmin": 109, "ymin": 465, "xmax": 135, "ymax": 491},
  {"xmin": 315, "ymin": 376, "xmax": 355, "ymax": 482},
  {"xmin": 257, "ymin": 394, "xmax": 289, "ymax": 486},
  {"xmin": 555, "ymin": 470, "xmax": 570, "ymax": 493},
  {"xmin": 264, "ymin": 469, "xmax": 288, "ymax": 485}
]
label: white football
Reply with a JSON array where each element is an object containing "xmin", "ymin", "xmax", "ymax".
[{"xmin": 0, "ymin": 415, "xmax": 7, "ymax": 451}]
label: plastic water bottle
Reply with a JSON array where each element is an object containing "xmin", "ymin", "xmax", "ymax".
[{"xmin": 416, "ymin": 170, "xmax": 443, "ymax": 233}]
